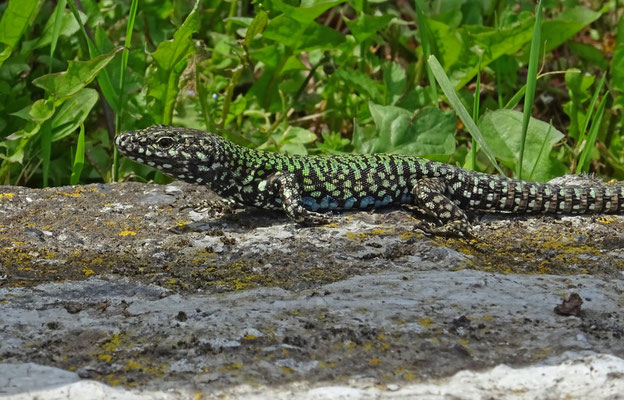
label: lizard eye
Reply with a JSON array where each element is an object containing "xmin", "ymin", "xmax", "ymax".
[{"xmin": 156, "ymin": 136, "xmax": 175, "ymax": 150}]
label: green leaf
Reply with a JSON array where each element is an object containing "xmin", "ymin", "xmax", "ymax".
[
  {"xmin": 22, "ymin": 2, "xmax": 85, "ymax": 52},
  {"xmin": 29, "ymin": 99, "xmax": 56, "ymax": 122},
  {"xmin": 538, "ymin": 6, "xmax": 603, "ymax": 56},
  {"xmin": 298, "ymin": 23, "xmax": 345, "ymax": 51},
  {"xmin": 0, "ymin": 0, "xmax": 43, "ymax": 67},
  {"xmin": 334, "ymin": 69, "xmax": 382, "ymax": 102},
  {"xmin": 568, "ymin": 41, "xmax": 608, "ymax": 69},
  {"xmin": 50, "ymin": 88, "xmax": 99, "ymax": 142},
  {"xmin": 244, "ymin": 11, "xmax": 268, "ymax": 48},
  {"xmin": 383, "ymin": 62, "xmax": 406, "ymax": 105},
  {"xmin": 70, "ymin": 123, "xmax": 85, "ymax": 185},
  {"xmin": 364, "ymin": 103, "xmax": 456, "ymax": 156},
  {"xmin": 147, "ymin": 0, "xmax": 200, "ymax": 124},
  {"xmin": 264, "ymin": 15, "xmax": 344, "ymax": 50},
  {"xmin": 566, "ymin": 69, "xmax": 594, "ymax": 103},
  {"xmin": 478, "ymin": 110, "xmax": 564, "ymax": 182},
  {"xmin": 152, "ymin": 1, "xmax": 200, "ymax": 72},
  {"xmin": 428, "ymin": 13, "xmax": 534, "ymax": 89},
  {"xmin": 344, "ymin": 13, "xmax": 394, "ymax": 42},
  {"xmin": 32, "ymin": 46, "xmax": 124, "ymax": 99},
  {"xmin": 270, "ymin": 0, "xmax": 346, "ymax": 23},
  {"xmin": 612, "ymin": 12, "xmax": 624, "ymax": 93},
  {"xmin": 280, "ymin": 126, "xmax": 317, "ymax": 145}
]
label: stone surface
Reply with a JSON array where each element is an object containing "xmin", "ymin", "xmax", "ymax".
[{"xmin": 0, "ymin": 182, "xmax": 623, "ymax": 398}]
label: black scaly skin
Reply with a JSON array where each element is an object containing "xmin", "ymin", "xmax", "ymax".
[{"xmin": 115, "ymin": 125, "xmax": 624, "ymax": 236}]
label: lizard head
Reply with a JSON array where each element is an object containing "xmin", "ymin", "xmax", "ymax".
[{"xmin": 116, "ymin": 125, "xmax": 230, "ymax": 184}]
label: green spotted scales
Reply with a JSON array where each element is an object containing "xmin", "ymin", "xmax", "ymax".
[{"xmin": 116, "ymin": 125, "xmax": 624, "ymax": 235}]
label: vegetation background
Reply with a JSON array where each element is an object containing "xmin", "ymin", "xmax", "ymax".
[{"xmin": 0, "ymin": 0, "xmax": 622, "ymax": 188}]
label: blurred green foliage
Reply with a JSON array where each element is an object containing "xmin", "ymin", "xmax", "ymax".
[{"xmin": 0, "ymin": 0, "xmax": 622, "ymax": 187}]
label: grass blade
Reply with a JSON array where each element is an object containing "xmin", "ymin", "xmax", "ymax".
[
  {"xmin": 70, "ymin": 123, "xmax": 85, "ymax": 185},
  {"xmin": 577, "ymin": 93, "xmax": 608, "ymax": 173},
  {"xmin": 428, "ymin": 55, "xmax": 504, "ymax": 175},
  {"xmin": 528, "ymin": 121, "xmax": 553, "ymax": 181},
  {"xmin": 577, "ymin": 73, "xmax": 606, "ymax": 142},
  {"xmin": 469, "ymin": 58, "xmax": 481, "ymax": 169},
  {"xmin": 49, "ymin": 0, "xmax": 67, "ymax": 73},
  {"xmin": 414, "ymin": 0, "xmax": 438, "ymax": 107},
  {"xmin": 112, "ymin": 0, "xmax": 139, "ymax": 182},
  {"xmin": 517, "ymin": 0, "xmax": 543, "ymax": 179},
  {"xmin": 67, "ymin": 0, "xmax": 119, "ymax": 112},
  {"xmin": 66, "ymin": 0, "xmax": 96, "ymax": 56},
  {"xmin": 220, "ymin": 65, "xmax": 244, "ymax": 129},
  {"xmin": 40, "ymin": 121, "xmax": 52, "ymax": 187},
  {"xmin": 574, "ymin": 72, "xmax": 606, "ymax": 174}
]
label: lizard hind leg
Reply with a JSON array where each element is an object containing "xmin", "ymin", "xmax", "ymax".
[
  {"xmin": 411, "ymin": 177, "xmax": 472, "ymax": 237},
  {"xmin": 266, "ymin": 171, "xmax": 330, "ymax": 226}
]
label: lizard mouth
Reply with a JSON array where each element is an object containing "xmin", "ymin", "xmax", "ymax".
[{"xmin": 115, "ymin": 132, "xmax": 137, "ymax": 157}]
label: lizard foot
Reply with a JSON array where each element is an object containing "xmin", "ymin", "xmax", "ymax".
[{"xmin": 414, "ymin": 219, "xmax": 473, "ymax": 238}]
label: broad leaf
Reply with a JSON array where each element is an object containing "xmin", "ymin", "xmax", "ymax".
[
  {"xmin": 479, "ymin": 110, "xmax": 564, "ymax": 182},
  {"xmin": 428, "ymin": 13, "xmax": 534, "ymax": 89},
  {"xmin": 32, "ymin": 46, "xmax": 123, "ymax": 99},
  {"xmin": 345, "ymin": 13, "xmax": 394, "ymax": 42},
  {"xmin": 269, "ymin": 0, "xmax": 345, "ymax": 23},
  {"xmin": 334, "ymin": 69, "xmax": 382, "ymax": 102},
  {"xmin": 22, "ymin": 2, "xmax": 85, "ymax": 52},
  {"xmin": 0, "ymin": 0, "xmax": 43, "ymax": 67},
  {"xmin": 264, "ymin": 15, "xmax": 344, "ymax": 50},
  {"xmin": 51, "ymin": 88, "xmax": 99, "ymax": 141},
  {"xmin": 538, "ymin": 6, "xmax": 603, "ymax": 56},
  {"xmin": 363, "ymin": 103, "xmax": 456, "ymax": 156}
]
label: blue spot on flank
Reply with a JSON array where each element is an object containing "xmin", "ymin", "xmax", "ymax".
[
  {"xmin": 374, "ymin": 195, "xmax": 393, "ymax": 208},
  {"xmin": 317, "ymin": 195, "xmax": 338, "ymax": 210},
  {"xmin": 400, "ymin": 193, "xmax": 411, "ymax": 203},
  {"xmin": 360, "ymin": 196, "xmax": 375, "ymax": 209},
  {"xmin": 343, "ymin": 197, "xmax": 356, "ymax": 210},
  {"xmin": 302, "ymin": 197, "xmax": 320, "ymax": 211},
  {"xmin": 324, "ymin": 196, "xmax": 339, "ymax": 210}
]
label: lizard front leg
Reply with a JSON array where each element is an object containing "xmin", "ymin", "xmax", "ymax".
[
  {"xmin": 411, "ymin": 177, "xmax": 472, "ymax": 237},
  {"xmin": 265, "ymin": 171, "xmax": 330, "ymax": 225}
]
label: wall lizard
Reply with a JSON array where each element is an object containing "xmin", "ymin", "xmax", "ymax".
[{"xmin": 116, "ymin": 125, "xmax": 624, "ymax": 236}]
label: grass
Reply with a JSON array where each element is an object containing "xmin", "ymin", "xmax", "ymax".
[
  {"xmin": 0, "ymin": 0, "xmax": 621, "ymax": 187},
  {"xmin": 517, "ymin": 0, "xmax": 543, "ymax": 180}
]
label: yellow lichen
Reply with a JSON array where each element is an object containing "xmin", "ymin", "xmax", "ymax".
[
  {"xmin": 220, "ymin": 363, "xmax": 243, "ymax": 372},
  {"xmin": 125, "ymin": 360, "xmax": 141, "ymax": 370},
  {"xmin": 119, "ymin": 230, "xmax": 137, "ymax": 236}
]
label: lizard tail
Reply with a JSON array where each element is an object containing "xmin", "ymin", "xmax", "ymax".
[{"xmin": 452, "ymin": 172, "xmax": 624, "ymax": 214}]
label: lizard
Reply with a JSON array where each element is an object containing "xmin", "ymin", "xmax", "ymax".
[{"xmin": 115, "ymin": 125, "xmax": 624, "ymax": 236}]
